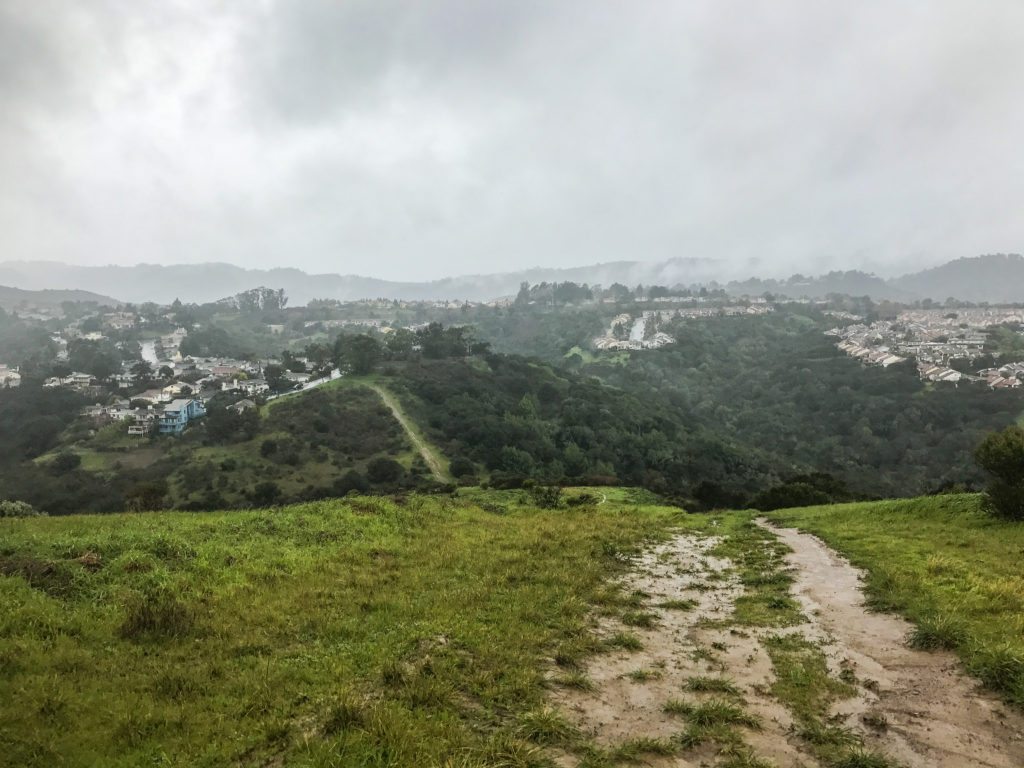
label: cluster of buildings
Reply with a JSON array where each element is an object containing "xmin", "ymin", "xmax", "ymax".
[
  {"xmin": 828, "ymin": 307, "xmax": 1024, "ymax": 389},
  {"xmin": 84, "ymin": 397, "xmax": 208, "ymax": 436},
  {"xmin": 833, "ymin": 339, "xmax": 907, "ymax": 368},
  {"xmin": 0, "ymin": 364, "xmax": 21, "ymax": 388},
  {"xmin": 978, "ymin": 363, "xmax": 1024, "ymax": 390},
  {"xmin": 593, "ymin": 312, "xmax": 676, "ymax": 351},
  {"xmin": 593, "ymin": 303, "xmax": 774, "ymax": 352}
]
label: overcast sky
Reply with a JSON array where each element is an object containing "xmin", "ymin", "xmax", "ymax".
[{"xmin": 2, "ymin": 2, "xmax": 1023, "ymax": 281}]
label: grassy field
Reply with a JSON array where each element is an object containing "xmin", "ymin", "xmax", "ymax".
[
  {"xmin": 768, "ymin": 493, "xmax": 1024, "ymax": 707},
  {"xmin": 0, "ymin": 489, "xmax": 684, "ymax": 767}
]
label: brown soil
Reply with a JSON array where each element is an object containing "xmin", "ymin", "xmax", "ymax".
[
  {"xmin": 763, "ymin": 519, "xmax": 1024, "ymax": 768},
  {"xmin": 550, "ymin": 523, "xmax": 1024, "ymax": 767}
]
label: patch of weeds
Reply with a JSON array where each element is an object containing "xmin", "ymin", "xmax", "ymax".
[
  {"xmin": 794, "ymin": 719, "xmax": 858, "ymax": 748},
  {"xmin": 966, "ymin": 642, "xmax": 1024, "ymax": 705},
  {"xmin": 907, "ymin": 615, "xmax": 966, "ymax": 651},
  {"xmin": 515, "ymin": 705, "xmax": 574, "ymax": 746},
  {"xmin": 675, "ymin": 722, "xmax": 744, "ymax": 750},
  {"xmin": 828, "ymin": 748, "xmax": 901, "ymax": 768},
  {"xmin": 605, "ymin": 632, "xmax": 643, "ymax": 651},
  {"xmin": 323, "ymin": 695, "xmax": 367, "ymax": 734},
  {"xmin": 663, "ymin": 698, "xmax": 759, "ymax": 729},
  {"xmin": 553, "ymin": 671, "xmax": 595, "ymax": 691},
  {"xmin": 689, "ymin": 645, "xmax": 719, "ymax": 663},
  {"xmin": 620, "ymin": 611, "xmax": 658, "ymax": 628},
  {"xmin": 119, "ymin": 585, "xmax": 195, "ymax": 641},
  {"xmin": 625, "ymin": 668, "xmax": 662, "ymax": 682},
  {"xmin": 684, "ymin": 676, "xmax": 740, "ymax": 695},
  {"xmin": 609, "ymin": 736, "xmax": 676, "ymax": 760},
  {"xmin": 763, "ymin": 634, "xmax": 854, "ymax": 724},
  {"xmin": 151, "ymin": 671, "xmax": 206, "ymax": 701},
  {"xmin": 657, "ymin": 598, "xmax": 697, "ymax": 611},
  {"xmin": 718, "ymin": 744, "xmax": 776, "ymax": 768},
  {"xmin": 708, "ymin": 520, "xmax": 804, "ymax": 627},
  {"xmin": 476, "ymin": 733, "xmax": 551, "ymax": 768}
]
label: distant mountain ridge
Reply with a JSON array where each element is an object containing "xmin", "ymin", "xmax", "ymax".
[
  {"xmin": 0, "ymin": 253, "xmax": 1021, "ymax": 305},
  {"xmin": 0, "ymin": 284, "xmax": 122, "ymax": 311},
  {"xmin": 0, "ymin": 258, "xmax": 721, "ymax": 306}
]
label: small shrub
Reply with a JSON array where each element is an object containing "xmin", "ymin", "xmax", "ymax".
[
  {"xmin": 907, "ymin": 615, "xmax": 966, "ymax": 651},
  {"xmin": 527, "ymin": 485, "xmax": 563, "ymax": 509}
]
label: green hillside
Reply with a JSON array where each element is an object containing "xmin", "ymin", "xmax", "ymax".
[
  {"xmin": 0, "ymin": 489, "xmax": 681, "ymax": 767},
  {"xmin": 768, "ymin": 493, "xmax": 1024, "ymax": 706}
]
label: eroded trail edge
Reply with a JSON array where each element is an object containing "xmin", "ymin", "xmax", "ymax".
[
  {"xmin": 550, "ymin": 521, "xmax": 1024, "ymax": 767},
  {"xmin": 761, "ymin": 519, "xmax": 1024, "ymax": 768}
]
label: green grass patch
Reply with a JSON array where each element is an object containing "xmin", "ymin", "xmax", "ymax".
[
  {"xmin": 708, "ymin": 515, "xmax": 804, "ymax": 627},
  {"xmin": 684, "ymin": 676, "xmax": 741, "ymax": 695},
  {"xmin": 663, "ymin": 698, "xmax": 760, "ymax": 729},
  {"xmin": 0, "ymin": 491, "xmax": 683, "ymax": 766}
]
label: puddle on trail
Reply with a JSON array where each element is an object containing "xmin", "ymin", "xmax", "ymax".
[{"xmin": 551, "ymin": 524, "xmax": 1024, "ymax": 768}]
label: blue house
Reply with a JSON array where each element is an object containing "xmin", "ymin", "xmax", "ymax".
[{"xmin": 159, "ymin": 398, "xmax": 206, "ymax": 434}]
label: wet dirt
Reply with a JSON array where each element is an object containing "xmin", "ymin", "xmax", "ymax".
[
  {"xmin": 551, "ymin": 523, "xmax": 1024, "ymax": 767},
  {"xmin": 551, "ymin": 535, "xmax": 818, "ymax": 767},
  {"xmin": 763, "ymin": 520, "xmax": 1024, "ymax": 768}
]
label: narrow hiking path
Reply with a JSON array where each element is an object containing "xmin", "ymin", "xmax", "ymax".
[
  {"xmin": 550, "ymin": 519, "xmax": 1024, "ymax": 767},
  {"xmin": 368, "ymin": 383, "xmax": 450, "ymax": 483}
]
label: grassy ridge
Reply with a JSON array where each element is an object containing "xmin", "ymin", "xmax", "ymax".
[
  {"xmin": 0, "ymin": 490, "xmax": 681, "ymax": 767},
  {"xmin": 767, "ymin": 493, "xmax": 1024, "ymax": 706}
]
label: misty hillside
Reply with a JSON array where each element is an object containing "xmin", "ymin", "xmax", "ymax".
[
  {"xmin": 2, "ymin": 254, "xmax": 1023, "ymax": 306},
  {"xmin": 0, "ymin": 285, "xmax": 121, "ymax": 311},
  {"xmin": 0, "ymin": 259, "xmax": 721, "ymax": 306},
  {"xmin": 891, "ymin": 254, "xmax": 1024, "ymax": 303}
]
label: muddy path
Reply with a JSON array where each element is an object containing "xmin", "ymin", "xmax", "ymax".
[
  {"xmin": 764, "ymin": 519, "xmax": 1024, "ymax": 768},
  {"xmin": 550, "ymin": 522, "xmax": 1024, "ymax": 767}
]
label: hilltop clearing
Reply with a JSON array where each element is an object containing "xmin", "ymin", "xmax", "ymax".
[{"xmin": 3, "ymin": 490, "xmax": 1023, "ymax": 766}]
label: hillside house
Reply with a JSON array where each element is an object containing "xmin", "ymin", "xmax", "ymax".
[
  {"xmin": 158, "ymin": 399, "xmax": 207, "ymax": 434},
  {"xmin": 0, "ymin": 366, "xmax": 20, "ymax": 388}
]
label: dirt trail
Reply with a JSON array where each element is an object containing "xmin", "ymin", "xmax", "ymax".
[
  {"xmin": 368, "ymin": 384, "xmax": 448, "ymax": 482},
  {"xmin": 552, "ymin": 536, "xmax": 818, "ymax": 767},
  {"xmin": 763, "ymin": 520, "xmax": 1024, "ymax": 768},
  {"xmin": 552, "ymin": 525, "xmax": 1024, "ymax": 767}
]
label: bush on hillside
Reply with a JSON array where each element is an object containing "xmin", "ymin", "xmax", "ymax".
[
  {"xmin": 50, "ymin": 451, "xmax": 82, "ymax": 474},
  {"xmin": 0, "ymin": 500, "xmax": 43, "ymax": 517},
  {"xmin": 366, "ymin": 457, "xmax": 404, "ymax": 485},
  {"xmin": 975, "ymin": 426, "xmax": 1024, "ymax": 520},
  {"xmin": 449, "ymin": 456, "xmax": 476, "ymax": 479}
]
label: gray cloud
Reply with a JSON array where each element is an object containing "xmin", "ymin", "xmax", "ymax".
[{"xmin": 1, "ymin": 1, "xmax": 1023, "ymax": 282}]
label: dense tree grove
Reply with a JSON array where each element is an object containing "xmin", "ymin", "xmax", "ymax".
[
  {"xmin": 589, "ymin": 309, "xmax": 1024, "ymax": 498},
  {"xmin": 386, "ymin": 354, "xmax": 769, "ymax": 499}
]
